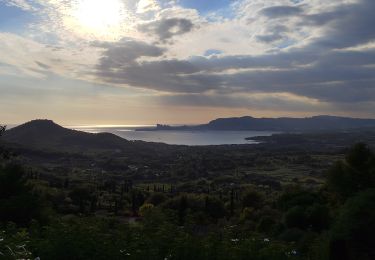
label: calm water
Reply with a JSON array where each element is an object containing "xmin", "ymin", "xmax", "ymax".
[{"xmin": 70, "ymin": 125, "xmax": 276, "ymax": 146}]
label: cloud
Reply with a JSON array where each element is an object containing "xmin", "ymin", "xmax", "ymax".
[
  {"xmin": 255, "ymin": 24, "xmax": 289, "ymax": 43},
  {"xmin": 2, "ymin": 0, "xmax": 36, "ymax": 11},
  {"xmin": 157, "ymin": 92, "xmax": 326, "ymax": 111},
  {"xmin": 260, "ymin": 5, "xmax": 303, "ymax": 18},
  {"xmin": 256, "ymin": 33, "xmax": 284, "ymax": 43},
  {"xmin": 139, "ymin": 18, "xmax": 194, "ymax": 41},
  {"xmin": 154, "ymin": 92, "xmax": 375, "ymax": 118},
  {"xmin": 2, "ymin": 0, "xmax": 375, "ymax": 118},
  {"xmin": 0, "ymin": 32, "xmax": 100, "ymax": 79},
  {"xmin": 305, "ymin": 0, "xmax": 375, "ymax": 50},
  {"xmin": 95, "ymin": 38, "xmax": 165, "ymax": 66},
  {"xmin": 136, "ymin": 0, "xmax": 160, "ymax": 14},
  {"xmin": 94, "ymin": 0, "xmax": 375, "ymax": 108}
]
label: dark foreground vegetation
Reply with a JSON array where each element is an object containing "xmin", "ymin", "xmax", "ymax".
[{"xmin": 1, "ymin": 121, "xmax": 375, "ymax": 259}]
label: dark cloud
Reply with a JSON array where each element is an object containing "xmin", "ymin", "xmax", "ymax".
[
  {"xmin": 157, "ymin": 93, "xmax": 323, "ymax": 111},
  {"xmin": 157, "ymin": 93, "xmax": 375, "ymax": 117},
  {"xmin": 139, "ymin": 18, "xmax": 194, "ymax": 41},
  {"xmin": 256, "ymin": 25, "xmax": 289, "ymax": 43},
  {"xmin": 95, "ymin": 0, "xmax": 375, "ymax": 109},
  {"xmin": 225, "ymin": 65, "xmax": 375, "ymax": 103},
  {"xmin": 97, "ymin": 50, "xmax": 375, "ymax": 101},
  {"xmin": 97, "ymin": 45, "xmax": 375, "ymax": 101},
  {"xmin": 95, "ymin": 38, "xmax": 165, "ymax": 70},
  {"xmin": 256, "ymin": 33, "xmax": 283, "ymax": 43},
  {"xmin": 35, "ymin": 61, "xmax": 50, "ymax": 69},
  {"xmin": 303, "ymin": 0, "xmax": 375, "ymax": 49},
  {"xmin": 260, "ymin": 5, "xmax": 303, "ymax": 18}
]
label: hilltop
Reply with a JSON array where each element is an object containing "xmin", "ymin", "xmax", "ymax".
[{"xmin": 2, "ymin": 119, "xmax": 130, "ymax": 152}]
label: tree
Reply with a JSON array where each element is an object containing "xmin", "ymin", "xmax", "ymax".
[
  {"xmin": 69, "ymin": 187, "xmax": 92, "ymax": 213},
  {"xmin": 204, "ymin": 196, "xmax": 226, "ymax": 219},
  {"xmin": 0, "ymin": 164, "xmax": 41, "ymax": 225},
  {"xmin": 328, "ymin": 143, "xmax": 375, "ymax": 199},
  {"xmin": 329, "ymin": 190, "xmax": 375, "ymax": 260},
  {"xmin": 0, "ymin": 226, "xmax": 34, "ymax": 259},
  {"xmin": 284, "ymin": 206, "xmax": 308, "ymax": 229},
  {"xmin": 130, "ymin": 189, "xmax": 145, "ymax": 216},
  {"xmin": 178, "ymin": 195, "xmax": 188, "ymax": 226},
  {"xmin": 146, "ymin": 192, "xmax": 167, "ymax": 206},
  {"xmin": 230, "ymin": 188, "xmax": 235, "ymax": 216},
  {"xmin": 139, "ymin": 203, "xmax": 154, "ymax": 217},
  {"xmin": 307, "ymin": 204, "xmax": 331, "ymax": 232},
  {"xmin": 242, "ymin": 189, "xmax": 264, "ymax": 209},
  {"xmin": 278, "ymin": 186, "xmax": 319, "ymax": 210},
  {"xmin": 0, "ymin": 125, "xmax": 5, "ymax": 136},
  {"xmin": 0, "ymin": 125, "xmax": 6, "ymax": 158}
]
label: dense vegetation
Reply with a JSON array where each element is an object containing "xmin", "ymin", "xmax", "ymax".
[{"xmin": 1, "ymin": 123, "xmax": 375, "ymax": 259}]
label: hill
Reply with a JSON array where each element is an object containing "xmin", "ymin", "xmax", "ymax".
[{"xmin": 2, "ymin": 119, "xmax": 130, "ymax": 152}]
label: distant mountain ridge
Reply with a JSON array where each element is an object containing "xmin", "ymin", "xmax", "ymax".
[{"xmin": 138, "ymin": 115, "xmax": 375, "ymax": 132}]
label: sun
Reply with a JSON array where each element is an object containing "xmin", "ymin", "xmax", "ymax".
[{"xmin": 67, "ymin": 0, "xmax": 126, "ymax": 40}]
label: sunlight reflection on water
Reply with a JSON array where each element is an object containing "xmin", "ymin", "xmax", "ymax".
[{"xmin": 70, "ymin": 125, "xmax": 276, "ymax": 146}]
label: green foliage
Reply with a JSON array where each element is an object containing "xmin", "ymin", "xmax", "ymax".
[
  {"xmin": 307, "ymin": 204, "xmax": 330, "ymax": 232},
  {"xmin": 178, "ymin": 195, "xmax": 188, "ymax": 226},
  {"xmin": 0, "ymin": 224, "xmax": 34, "ymax": 259},
  {"xmin": 242, "ymin": 189, "xmax": 264, "ymax": 209},
  {"xmin": 278, "ymin": 186, "xmax": 320, "ymax": 210},
  {"xmin": 146, "ymin": 192, "xmax": 167, "ymax": 206},
  {"xmin": 0, "ymin": 164, "xmax": 41, "ymax": 225},
  {"xmin": 328, "ymin": 143, "xmax": 375, "ymax": 199},
  {"xmin": 283, "ymin": 204, "xmax": 330, "ymax": 232},
  {"xmin": 31, "ymin": 218, "xmax": 126, "ymax": 259},
  {"xmin": 69, "ymin": 186, "xmax": 92, "ymax": 213},
  {"xmin": 2, "ymin": 139, "xmax": 374, "ymax": 259},
  {"xmin": 327, "ymin": 162, "xmax": 354, "ymax": 198},
  {"xmin": 284, "ymin": 206, "xmax": 308, "ymax": 229},
  {"xmin": 278, "ymin": 186, "xmax": 330, "ymax": 233},
  {"xmin": 162, "ymin": 194, "xmax": 226, "ymax": 223},
  {"xmin": 139, "ymin": 203, "xmax": 154, "ymax": 217},
  {"xmin": 319, "ymin": 144, "xmax": 375, "ymax": 259},
  {"xmin": 278, "ymin": 228, "xmax": 305, "ymax": 243},
  {"xmin": 27, "ymin": 213, "xmax": 303, "ymax": 260},
  {"xmin": 345, "ymin": 143, "xmax": 374, "ymax": 170},
  {"xmin": 256, "ymin": 216, "xmax": 277, "ymax": 234},
  {"xmin": 204, "ymin": 196, "xmax": 226, "ymax": 219},
  {"xmin": 328, "ymin": 190, "xmax": 375, "ymax": 260},
  {"xmin": 240, "ymin": 207, "xmax": 255, "ymax": 223},
  {"xmin": 0, "ymin": 125, "xmax": 5, "ymax": 136},
  {"xmin": 0, "ymin": 125, "xmax": 6, "ymax": 160}
]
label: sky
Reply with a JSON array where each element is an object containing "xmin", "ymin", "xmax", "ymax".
[{"xmin": 0, "ymin": 0, "xmax": 374, "ymax": 125}]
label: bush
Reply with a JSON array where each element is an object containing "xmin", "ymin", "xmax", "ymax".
[
  {"xmin": 307, "ymin": 204, "xmax": 330, "ymax": 232},
  {"xmin": 242, "ymin": 189, "xmax": 264, "ymax": 209},
  {"xmin": 0, "ymin": 164, "xmax": 41, "ymax": 225},
  {"xmin": 328, "ymin": 143, "xmax": 375, "ymax": 199},
  {"xmin": 146, "ymin": 192, "xmax": 167, "ymax": 206},
  {"xmin": 329, "ymin": 190, "xmax": 375, "ymax": 260},
  {"xmin": 284, "ymin": 206, "xmax": 308, "ymax": 229},
  {"xmin": 257, "ymin": 216, "xmax": 277, "ymax": 234}
]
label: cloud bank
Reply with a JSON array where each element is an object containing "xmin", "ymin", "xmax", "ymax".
[{"xmin": 0, "ymin": 0, "xmax": 374, "ymax": 120}]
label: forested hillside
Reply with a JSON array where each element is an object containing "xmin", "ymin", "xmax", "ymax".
[{"xmin": 1, "ymin": 123, "xmax": 375, "ymax": 259}]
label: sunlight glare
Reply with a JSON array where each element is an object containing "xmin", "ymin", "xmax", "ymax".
[{"xmin": 69, "ymin": 0, "xmax": 126, "ymax": 40}]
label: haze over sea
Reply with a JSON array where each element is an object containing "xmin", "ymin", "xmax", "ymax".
[{"xmin": 70, "ymin": 125, "xmax": 276, "ymax": 146}]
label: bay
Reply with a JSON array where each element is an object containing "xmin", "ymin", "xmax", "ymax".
[{"xmin": 70, "ymin": 125, "xmax": 276, "ymax": 146}]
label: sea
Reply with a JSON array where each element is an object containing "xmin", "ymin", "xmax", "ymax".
[{"xmin": 69, "ymin": 125, "xmax": 276, "ymax": 146}]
